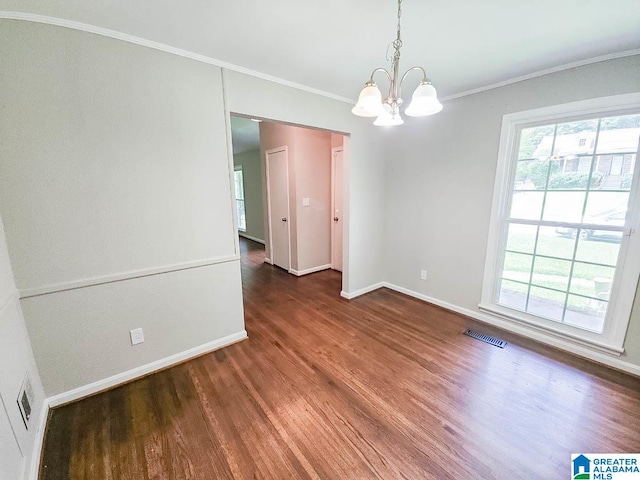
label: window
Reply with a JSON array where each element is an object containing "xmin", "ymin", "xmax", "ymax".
[
  {"xmin": 482, "ymin": 94, "xmax": 640, "ymax": 355},
  {"xmin": 234, "ymin": 166, "xmax": 246, "ymax": 231}
]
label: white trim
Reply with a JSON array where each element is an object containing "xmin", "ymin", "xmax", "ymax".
[
  {"xmin": 331, "ymin": 147, "xmax": 344, "ymax": 271},
  {"xmin": 2, "ymin": 13, "xmax": 638, "ymax": 108},
  {"xmin": 19, "ymin": 255, "xmax": 240, "ymax": 299},
  {"xmin": 338, "ymin": 280, "xmax": 640, "ymax": 376},
  {"xmin": 382, "ymin": 282, "xmax": 640, "ymax": 377},
  {"xmin": 47, "ymin": 330, "xmax": 247, "ymax": 407},
  {"xmin": 26, "ymin": 331, "xmax": 247, "ymax": 477},
  {"xmin": 0, "ymin": 12, "xmax": 354, "ymax": 104},
  {"xmin": 340, "ymin": 282, "xmax": 385, "ymax": 300},
  {"xmin": 290, "ymin": 264, "xmax": 332, "ymax": 276},
  {"xmin": 238, "ymin": 232, "xmax": 265, "ymax": 245},
  {"xmin": 27, "ymin": 400, "xmax": 49, "ymax": 480},
  {"xmin": 222, "ymin": 70, "xmax": 242, "ymax": 259},
  {"xmin": 440, "ymin": 49, "xmax": 640, "ymax": 102},
  {"xmin": 264, "ymin": 257, "xmax": 274, "ymax": 265},
  {"xmin": 265, "ymin": 147, "xmax": 292, "ymax": 272},
  {"xmin": 481, "ymin": 93, "xmax": 640, "ymax": 355},
  {"xmin": 2, "ymin": 13, "xmax": 639, "ymax": 107},
  {"xmin": 0, "ymin": 289, "xmax": 19, "ymax": 317},
  {"xmin": 477, "ymin": 303, "xmax": 623, "ymax": 356}
]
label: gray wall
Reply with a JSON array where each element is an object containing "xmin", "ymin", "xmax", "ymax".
[
  {"xmin": 0, "ymin": 18, "xmax": 389, "ymax": 404},
  {"xmin": 0, "ymin": 215, "xmax": 45, "ymax": 479},
  {"xmin": 3, "ymin": 21, "xmax": 636, "ymax": 477},
  {"xmin": 383, "ymin": 55, "xmax": 640, "ymax": 367},
  {"xmin": 0, "ymin": 20, "xmax": 245, "ymax": 397},
  {"xmin": 225, "ymin": 70, "xmax": 388, "ymax": 294},
  {"xmin": 233, "ymin": 149, "xmax": 265, "ymax": 242}
]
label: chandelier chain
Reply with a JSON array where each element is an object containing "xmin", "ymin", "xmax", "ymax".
[
  {"xmin": 352, "ymin": 0, "xmax": 441, "ymax": 124},
  {"xmin": 392, "ymin": 0, "xmax": 403, "ymax": 63}
]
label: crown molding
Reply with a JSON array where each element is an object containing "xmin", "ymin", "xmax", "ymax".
[
  {"xmin": 2, "ymin": 12, "xmax": 639, "ymax": 108},
  {"xmin": 440, "ymin": 48, "xmax": 640, "ymax": 102},
  {"xmin": 0, "ymin": 11, "xmax": 355, "ymax": 104}
]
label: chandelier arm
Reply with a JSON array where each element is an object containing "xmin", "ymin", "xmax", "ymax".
[
  {"xmin": 352, "ymin": 0, "xmax": 441, "ymax": 124},
  {"xmin": 368, "ymin": 68, "xmax": 393, "ymax": 85},
  {"xmin": 399, "ymin": 66, "xmax": 428, "ymax": 87},
  {"xmin": 398, "ymin": 66, "xmax": 428, "ymax": 99}
]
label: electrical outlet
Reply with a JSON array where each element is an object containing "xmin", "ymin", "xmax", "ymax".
[
  {"xmin": 420, "ymin": 269, "xmax": 427, "ymax": 280},
  {"xmin": 130, "ymin": 328, "xmax": 144, "ymax": 346},
  {"xmin": 303, "ymin": 197, "xmax": 310, "ymax": 206}
]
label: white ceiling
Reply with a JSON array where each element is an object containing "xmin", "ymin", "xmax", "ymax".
[
  {"xmin": 2, "ymin": 0, "xmax": 639, "ymax": 100},
  {"xmin": 230, "ymin": 116, "xmax": 260, "ymax": 155}
]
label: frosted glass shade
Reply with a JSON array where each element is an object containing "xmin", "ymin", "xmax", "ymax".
[
  {"xmin": 351, "ymin": 84, "xmax": 385, "ymax": 117},
  {"xmin": 404, "ymin": 82, "xmax": 443, "ymax": 117},
  {"xmin": 374, "ymin": 110, "xmax": 404, "ymax": 126}
]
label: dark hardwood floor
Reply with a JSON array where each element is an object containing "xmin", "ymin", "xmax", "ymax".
[{"xmin": 41, "ymin": 237, "xmax": 640, "ymax": 479}]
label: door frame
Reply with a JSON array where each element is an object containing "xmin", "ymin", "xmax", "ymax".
[
  {"xmin": 265, "ymin": 146, "xmax": 292, "ymax": 272},
  {"xmin": 331, "ymin": 147, "xmax": 344, "ymax": 270}
]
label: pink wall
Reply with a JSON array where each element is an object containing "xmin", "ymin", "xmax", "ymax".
[{"xmin": 259, "ymin": 122, "xmax": 334, "ymax": 272}]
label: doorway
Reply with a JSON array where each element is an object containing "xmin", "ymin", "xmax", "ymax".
[
  {"xmin": 265, "ymin": 147, "xmax": 291, "ymax": 271},
  {"xmin": 332, "ymin": 147, "xmax": 344, "ymax": 272},
  {"xmin": 229, "ymin": 114, "xmax": 348, "ymax": 284}
]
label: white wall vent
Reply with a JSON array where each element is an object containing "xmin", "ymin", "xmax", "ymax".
[{"xmin": 17, "ymin": 373, "xmax": 34, "ymax": 429}]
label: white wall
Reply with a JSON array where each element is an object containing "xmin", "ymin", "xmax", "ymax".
[
  {"xmin": 0, "ymin": 20, "xmax": 245, "ymax": 397},
  {"xmin": 0, "ymin": 215, "xmax": 45, "ymax": 479},
  {"xmin": 383, "ymin": 55, "xmax": 640, "ymax": 368},
  {"xmin": 233, "ymin": 149, "xmax": 265, "ymax": 242},
  {"xmin": 225, "ymin": 70, "xmax": 388, "ymax": 294}
]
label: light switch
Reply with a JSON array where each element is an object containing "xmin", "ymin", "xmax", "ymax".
[{"xmin": 303, "ymin": 197, "xmax": 310, "ymax": 206}]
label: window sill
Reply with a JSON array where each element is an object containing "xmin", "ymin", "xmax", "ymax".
[{"xmin": 478, "ymin": 303, "xmax": 624, "ymax": 357}]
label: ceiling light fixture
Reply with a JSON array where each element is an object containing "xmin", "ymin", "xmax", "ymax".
[{"xmin": 352, "ymin": 0, "xmax": 442, "ymax": 126}]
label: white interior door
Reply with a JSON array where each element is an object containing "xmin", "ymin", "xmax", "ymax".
[
  {"xmin": 0, "ymin": 395, "xmax": 23, "ymax": 480},
  {"xmin": 266, "ymin": 148, "xmax": 291, "ymax": 271},
  {"xmin": 332, "ymin": 148, "xmax": 344, "ymax": 272}
]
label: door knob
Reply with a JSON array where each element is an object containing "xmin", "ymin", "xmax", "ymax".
[
  {"xmin": 334, "ymin": 217, "xmax": 339, "ymax": 222},
  {"xmin": 282, "ymin": 217, "xmax": 287, "ymax": 222}
]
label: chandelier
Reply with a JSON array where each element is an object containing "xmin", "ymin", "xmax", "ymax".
[{"xmin": 351, "ymin": 0, "xmax": 443, "ymax": 126}]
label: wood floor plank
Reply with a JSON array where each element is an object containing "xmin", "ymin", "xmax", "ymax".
[{"xmin": 40, "ymin": 237, "xmax": 640, "ymax": 479}]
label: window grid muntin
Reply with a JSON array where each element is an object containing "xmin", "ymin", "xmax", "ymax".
[
  {"xmin": 499, "ymin": 114, "xmax": 638, "ymax": 332},
  {"xmin": 234, "ymin": 167, "xmax": 247, "ymax": 231}
]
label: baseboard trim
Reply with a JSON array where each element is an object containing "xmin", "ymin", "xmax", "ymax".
[
  {"xmin": 28, "ymin": 399, "xmax": 50, "ymax": 480},
  {"xmin": 340, "ymin": 282, "xmax": 385, "ymax": 300},
  {"xmin": 264, "ymin": 258, "xmax": 274, "ymax": 265},
  {"xmin": 290, "ymin": 264, "xmax": 332, "ymax": 277},
  {"xmin": 238, "ymin": 233, "xmax": 265, "ymax": 245},
  {"xmin": 47, "ymin": 330, "xmax": 248, "ymax": 407},
  {"xmin": 20, "ymin": 255, "xmax": 240, "ymax": 299},
  {"xmin": 383, "ymin": 282, "xmax": 640, "ymax": 378}
]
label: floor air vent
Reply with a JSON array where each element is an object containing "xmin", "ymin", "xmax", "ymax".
[{"xmin": 464, "ymin": 329, "xmax": 507, "ymax": 348}]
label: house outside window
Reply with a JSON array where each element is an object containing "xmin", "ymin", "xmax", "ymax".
[
  {"xmin": 234, "ymin": 166, "xmax": 246, "ymax": 231},
  {"xmin": 481, "ymin": 94, "xmax": 640, "ymax": 355}
]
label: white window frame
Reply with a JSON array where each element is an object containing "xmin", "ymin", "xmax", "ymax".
[
  {"xmin": 234, "ymin": 165, "xmax": 246, "ymax": 232},
  {"xmin": 480, "ymin": 93, "xmax": 640, "ymax": 356}
]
